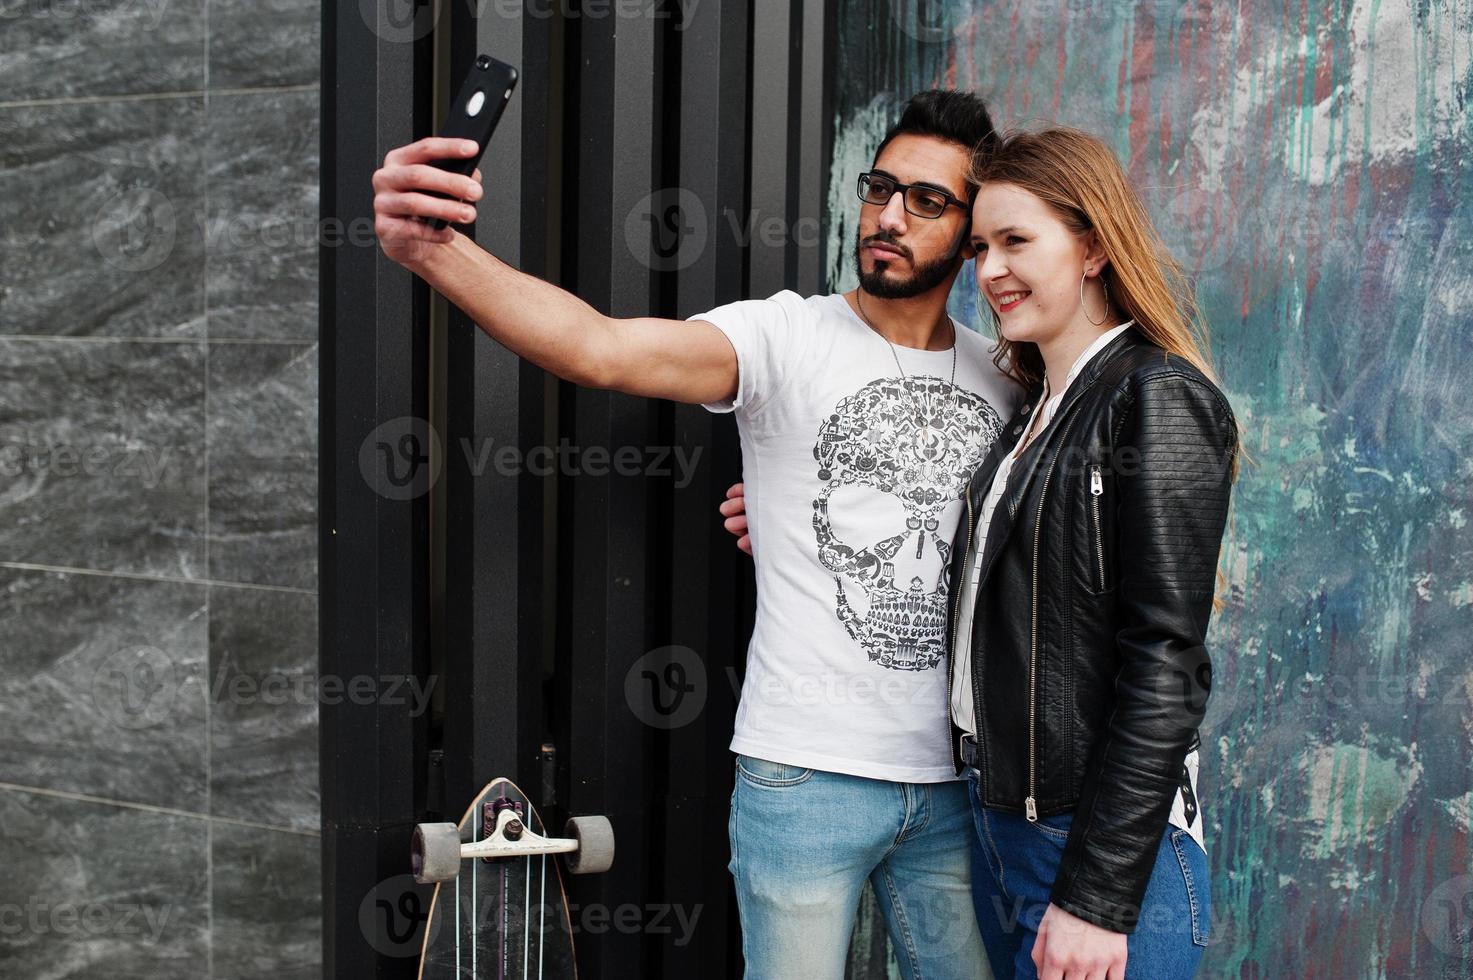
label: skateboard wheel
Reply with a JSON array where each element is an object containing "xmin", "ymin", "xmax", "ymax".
[
  {"xmin": 563, "ymin": 816, "xmax": 615, "ymax": 875},
  {"xmin": 412, "ymin": 822, "xmax": 462, "ymax": 884}
]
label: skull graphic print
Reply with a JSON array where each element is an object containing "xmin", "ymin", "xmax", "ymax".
[{"xmin": 812, "ymin": 375, "xmax": 1003, "ymax": 671}]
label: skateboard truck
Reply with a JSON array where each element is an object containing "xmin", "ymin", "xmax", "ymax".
[{"xmin": 412, "ymin": 796, "xmax": 615, "ymax": 884}]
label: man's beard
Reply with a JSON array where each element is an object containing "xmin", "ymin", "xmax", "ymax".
[{"xmin": 853, "ymin": 232, "xmax": 959, "ymax": 300}]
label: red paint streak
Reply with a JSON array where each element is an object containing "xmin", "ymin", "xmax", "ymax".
[
  {"xmin": 1178, "ymin": 4, "xmax": 1195, "ymax": 83},
  {"xmin": 1050, "ymin": 23, "xmax": 1067, "ymax": 119},
  {"xmin": 1127, "ymin": 13, "xmax": 1156, "ymax": 178},
  {"xmin": 1341, "ymin": 165, "xmax": 1359, "ymax": 224},
  {"xmin": 1004, "ymin": 5, "xmax": 1023, "ymax": 121},
  {"xmin": 1295, "ymin": 0, "xmax": 1311, "ymax": 127},
  {"xmin": 1116, "ymin": 26, "xmax": 1129, "ymax": 120},
  {"xmin": 1313, "ymin": 0, "xmax": 1335, "ymax": 103},
  {"xmin": 1304, "ymin": 884, "xmax": 1320, "ymax": 955},
  {"xmin": 1305, "ymin": 249, "xmax": 1320, "ymax": 302},
  {"xmin": 1328, "ymin": 901, "xmax": 1348, "ymax": 977},
  {"xmin": 1020, "ymin": 30, "xmax": 1043, "ymax": 116}
]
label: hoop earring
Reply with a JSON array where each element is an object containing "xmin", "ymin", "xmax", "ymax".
[{"xmin": 1081, "ymin": 270, "xmax": 1109, "ymax": 326}]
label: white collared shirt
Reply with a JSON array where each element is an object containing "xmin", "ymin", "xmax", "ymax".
[{"xmin": 949, "ymin": 321, "xmax": 1134, "ymax": 740}]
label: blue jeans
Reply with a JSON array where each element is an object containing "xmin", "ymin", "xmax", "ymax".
[
  {"xmin": 729, "ymin": 755, "xmax": 991, "ymax": 979},
  {"xmin": 964, "ymin": 770, "xmax": 1210, "ymax": 979}
]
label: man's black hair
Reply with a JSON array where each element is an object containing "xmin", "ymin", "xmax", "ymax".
[{"xmin": 873, "ymin": 89, "xmax": 997, "ymax": 189}]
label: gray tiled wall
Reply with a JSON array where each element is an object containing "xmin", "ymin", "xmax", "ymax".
[{"xmin": 0, "ymin": 0, "xmax": 322, "ymax": 976}]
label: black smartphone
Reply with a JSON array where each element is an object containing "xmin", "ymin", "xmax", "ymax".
[{"xmin": 424, "ymin": 54, "xmax": 518, "ymax": 230}]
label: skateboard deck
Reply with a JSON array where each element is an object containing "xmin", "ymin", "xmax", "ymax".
[{"xmin": 413, "ymin": 777, "xmax": 613, "ymax": 979}]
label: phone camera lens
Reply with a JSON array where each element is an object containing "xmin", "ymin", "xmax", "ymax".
[{"xmin": 475, "ymin": 55, "xmax": 491, "ymax": 70}]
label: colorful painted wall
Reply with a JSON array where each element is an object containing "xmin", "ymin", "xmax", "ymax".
[{"xmin": 828, "ymin": 2, "xmax": 1473, "ymax": 976}]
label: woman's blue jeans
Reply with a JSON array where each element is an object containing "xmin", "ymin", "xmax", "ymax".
[{"xmin": 964, "ymin": 769, "xmax": 1211, "ymax": 979}]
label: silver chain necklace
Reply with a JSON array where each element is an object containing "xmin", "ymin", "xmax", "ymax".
[
  {"xmin": 854, "ymin": 289, "xmax": 958, "ymax": 394},
  {"xmin": 854, "ymin": 290, "xmax": 960, "ymax": 562}
]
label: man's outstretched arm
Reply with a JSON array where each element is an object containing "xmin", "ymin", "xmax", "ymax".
[{"xmin": 373, "ymin": 137, "xmax": 737, "ymax": 405}]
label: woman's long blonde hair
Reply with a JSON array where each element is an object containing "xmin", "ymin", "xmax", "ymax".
[
  {"xmin": 970, "ymin": 126, "xmax": 1249, "ymax": 610},
  {"xmin": 972, "ymin": 128, "xmax": 1213, "ymax": 386}
]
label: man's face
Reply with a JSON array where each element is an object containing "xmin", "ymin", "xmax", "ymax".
[{"xmin": 853, "ymin": 133, "xmax": 975, "ymax": 300}]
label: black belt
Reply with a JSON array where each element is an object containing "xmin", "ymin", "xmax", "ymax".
[{"xmin": 959, "ymin": 734, "xmax": 982, "ymax": 770}]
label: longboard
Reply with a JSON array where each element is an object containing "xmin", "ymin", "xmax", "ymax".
[{"xmin": 412, "ymin": 777, "xmax": 615, "ymax": 979}]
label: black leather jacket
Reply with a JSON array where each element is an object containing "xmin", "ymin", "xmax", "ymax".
[{"xmin": 945, "ymin": 324, "xmax": 1238, "ymax": 933}]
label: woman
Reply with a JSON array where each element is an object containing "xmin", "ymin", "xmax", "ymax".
[
  {"xmin": 945, "ymin": 126, "xmax": 1241, "ymax": 979},
  {"xmin": 722, "ymin": 127, "xmax": 1242, "ymax": 979}
]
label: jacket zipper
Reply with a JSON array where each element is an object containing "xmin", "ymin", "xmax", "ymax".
[
  {"xmin": 1025, "ymin": 408, "xmax": 1086, "ymax": 822},
  {"xmin": 1089, "ymin": 464, "xmax": 1106, "ymax": 591},
  {"xmin": 948, "ymin": 488, "xmax": 976, "ymax": 759}
]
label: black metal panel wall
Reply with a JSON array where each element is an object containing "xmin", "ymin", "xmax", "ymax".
[
  {"xmin": 437, "ymin": 0, "xmax": 556, "ymax": 842},
  {"xmin": 322, "ymin": 1, "xmax": 832, "ymax": 976},
  {"xmin": 319, "ymin": 1, "xmax": 434, "ymax": 976},
  {"xmin": 555, "ymin": 4, "xmax": 663, "ymax": 975}
]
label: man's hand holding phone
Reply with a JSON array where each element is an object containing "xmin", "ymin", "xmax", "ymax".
[
  {"xmin": 372, "ymin": 138, "xmax": 483, "ymax": 268},
  {"xmin": 363, "ymin": 54, "xmax": 739, "ymax": 410}
]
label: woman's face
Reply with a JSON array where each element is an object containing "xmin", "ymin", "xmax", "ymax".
[{"xmin": 971, "ymin": 181, "xmax": 1104, "ymax": 347}]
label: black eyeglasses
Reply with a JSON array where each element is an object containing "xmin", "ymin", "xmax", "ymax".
[{"xmin": 855, "ymin": 172, "xmax": 968, "ymax": 219}]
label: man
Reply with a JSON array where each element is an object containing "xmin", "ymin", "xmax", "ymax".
[{"xmin": 373, "ymin": 89, "xmax": 1020, "ymax": 978}]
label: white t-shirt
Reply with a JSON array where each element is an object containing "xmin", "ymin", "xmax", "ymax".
[{"xmin": 693, "ymin": 289, "xmax": 1024, "ymax": 782}]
